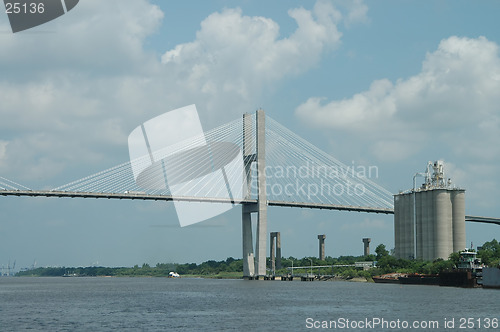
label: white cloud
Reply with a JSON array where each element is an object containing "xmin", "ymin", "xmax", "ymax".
[
  {"xmin": 0, "ymin": 0, "xmax": 164, "ymax": 75},
  {"xmin": 338, "ymin": 0, "xmax": 369, "ymax": 26},
  {"xmin": 296, "ymin": 36, "xmax": 500, "ymax": 162},
  {"xmin": 0, "ymin": 0, "xmax": 367, "ymax": 183},
  {"xmin": 0, "ymin": 140, "xmax": 7, "ymax": 164},
  {"xmin": 0, "ymin": 0, "xmax": 166, "ymax": 182},
  {"xmin": 160, "ymin": 0, "xmax": 361, "ymax": 121},
  {"xmin": 296, "ymin": 36, "xmax": 500, "ymax": 209}
]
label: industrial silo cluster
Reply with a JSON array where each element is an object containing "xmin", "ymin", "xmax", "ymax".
[{"xmin": 394, "ymin": 161, "xmax": 466, "ymax": 261}]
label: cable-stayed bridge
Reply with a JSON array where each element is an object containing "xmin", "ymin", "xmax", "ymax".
[
  {"xmin": 1, "ymin": 110, "xmax": 499, "ymax": 278},
  {"xmin": 0, "ymin": 113, "xmax": 393, "ymax": 209}
]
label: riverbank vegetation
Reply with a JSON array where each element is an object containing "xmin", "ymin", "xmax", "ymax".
[{"xmin": 16, "ymin": 239, "xmax": 499, "ymax": 279}]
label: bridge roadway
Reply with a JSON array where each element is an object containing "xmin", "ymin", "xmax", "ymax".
[{"xmin": 1, "ymin": 189, "xmax": 499, "ymax": 225}]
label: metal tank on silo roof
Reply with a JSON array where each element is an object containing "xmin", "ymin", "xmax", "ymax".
[{"xmin": 451, "ymin": 190, "xmax": 466, "ymax": 253}]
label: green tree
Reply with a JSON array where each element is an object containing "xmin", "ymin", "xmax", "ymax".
[
  {"xmin": 448, "ymin": 252, "xmax": 460, "ymax": 268},
  {"xmin": 375, "ymin": 244, "xmax": 389, "ymax": 260},
  {"xmin": 478, "ymin": 239, "xmax": 500, "ymax": 266}
]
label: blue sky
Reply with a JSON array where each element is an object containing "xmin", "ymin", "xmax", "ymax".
[{"xmin": 1, "ymin": 0, "xmax": 500, "ymax": 269}]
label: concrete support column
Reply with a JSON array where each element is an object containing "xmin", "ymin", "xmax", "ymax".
[
  {"xmin": 242, "ymin": 208, "xmax": 255, "ymax": 278},
  {"xmin": 275, "ymin": 232, "xmax": 281, "ymax": 270},
  {"xmin": 242, "ymin": 113, "xmax": 255, "ymax": 278},
  {"xmin": 270, "ymin": 232, "xmax": 276, "ymax": 275},
  {"xmin": 363, "ymin": 238, "xmax": 371, "ymax": 256},
  {"xmin": 318, "ymin": 234, "xmax": 326, "ymax": 260},
  {"xmin": 270, "ymin": 232, "xmax": 282, "ymax": 275},
  {"xmin": 255, "ymin": 109, "xmax": 267, "ymax": 277}
]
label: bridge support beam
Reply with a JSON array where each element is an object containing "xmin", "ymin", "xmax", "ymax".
[
  {"xmin": 255, "ymin": 109, "xmax": 267, "ymax": 278},
  {"xmin": 241, "ymin": 110, "xmax": 267, "ymax": 279},
  {"xmin": 242, "ymin": 206, "xmax": 255, "ymax": 278},
  {"xmin": 242, "ymin": 113, "xmax": 255, "ymax": 278}
]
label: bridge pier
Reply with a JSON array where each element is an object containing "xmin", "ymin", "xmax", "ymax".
[
  {"xmin": 363, "ymin": 238, "xmax": 371, "ymax": 256},
  {"xmin": 242, "ymin": 113, "xmax": 255, "ymax": 278},
  {"xmin": 318, "ymin": 234, "xmax": 326, "ymax": 260},
  {"xmin": 255, "ymin": 110, "xmax": 267, "ymax": 277},
  {"xmin": 242, "ymin": 110, "xmax": 267, "ymax": 279},
  {"xmin": 242, "ymin": 205, "xmax": 255, "ymax": 278},
  {"xmin": 270, "ymin": 232, "xmax": 281, "ymax": 275}
]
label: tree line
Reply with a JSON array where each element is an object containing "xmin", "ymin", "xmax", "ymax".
[{"xmin": 16, "ymin": 239, "xmax": 500, "ymax": 279}]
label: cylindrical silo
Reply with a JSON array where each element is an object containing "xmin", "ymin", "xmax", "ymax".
[
  {"xmin": 408, "ymin": 192, "xmax": 415, "ymax": 259},
  {"xmin": 401, "ymin": 193, "xmax": 408, "ymax": 259},
  {"xmin": 422, "ymin": 190, "xmax": 433, "ymax": 261},
  {"xmin": 404, "ymin": 193, "xmax": 413, "ymax": 259},
  {"xmin": 397, "ymin": 193, "xmax": 406, "ymax": 259},
  {"xmin": 394, "ymin": 194, "xmax": 402, "ymax": 259},
  {"xmin": 434, "ymin": 189, "xmax": 453, "ymax": 260},
  {"xmin": 415, "ymin": 191, "xmax": 423, "ymax": 259},
  {"xmin": 451, "ymin": 190, "xmax": 466, "ymax": 253}
]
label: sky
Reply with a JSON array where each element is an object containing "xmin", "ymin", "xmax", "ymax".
[{"xmin": 1, "ymin": 0, "xmax": 500, "ymax": 270}]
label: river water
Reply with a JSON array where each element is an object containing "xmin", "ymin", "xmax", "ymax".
[{"xmin": 0, "ymin": 277, "xmax": 498, "ymax": 331}]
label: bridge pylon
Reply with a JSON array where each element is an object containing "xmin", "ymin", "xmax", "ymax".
[{"xmin": 242, "ymin": 110, "xmax": 267, "ymax": 279}]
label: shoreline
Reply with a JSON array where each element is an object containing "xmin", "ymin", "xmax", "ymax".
[{"xmin": 13, "ymin": 274, "xmax": 372, "ymax": 282}]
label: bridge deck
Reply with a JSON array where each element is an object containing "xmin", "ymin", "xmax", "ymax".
[{"xmin": 1, "ymin": 189, "xmax": 498, "ymax": 224}]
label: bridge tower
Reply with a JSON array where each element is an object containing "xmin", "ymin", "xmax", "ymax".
[{"xmin": 242, "ymin": 110, "xmax": 267, "ymax": 279}]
